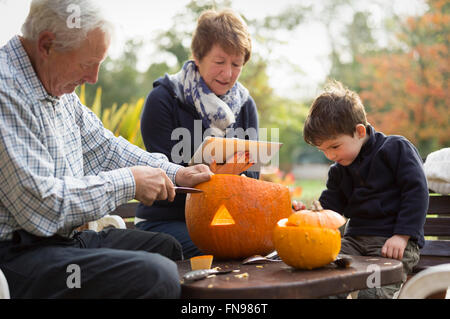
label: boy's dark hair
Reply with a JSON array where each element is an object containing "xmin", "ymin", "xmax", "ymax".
[{"xmin": 303, "ymin": 80, "xmax": 368, "ymax": 146}]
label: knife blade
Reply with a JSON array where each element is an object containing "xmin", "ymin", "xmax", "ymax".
[{"xmin": 174, "ymin": 186, "xmax": 203, "ymax": 194}]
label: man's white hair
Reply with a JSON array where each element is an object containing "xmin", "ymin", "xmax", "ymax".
[{"xmin": 21, "ymin": 0, "xmax": 113, "ymax": 51}]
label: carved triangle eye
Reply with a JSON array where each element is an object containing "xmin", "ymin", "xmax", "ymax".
[{"xmin": 210, "ymin": 204, "xmax": 235, "ymax": 226}]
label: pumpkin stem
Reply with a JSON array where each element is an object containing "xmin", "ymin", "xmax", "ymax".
[{"xmin": 311, "ymin": 200, "xmax": 323, "ymax": 212}]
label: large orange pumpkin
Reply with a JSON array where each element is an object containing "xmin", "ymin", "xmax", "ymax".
[
  {"xmin": 185, "ymin": 174, "xmax": 292, "ymax": 259},
  {"xmin": 273, "ymin": 201, "xmax": 346, "ymax": 269}
]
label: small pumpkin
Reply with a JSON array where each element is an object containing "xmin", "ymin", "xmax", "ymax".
[
  {"xmin": 185, "ymin": 174, "xmax": 292, "ymax": 259},
  {"xmin": 273, "ymin": 201, "xmax": 346, "ymax": 269}
]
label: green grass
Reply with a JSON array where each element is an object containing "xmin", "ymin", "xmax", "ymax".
[{"xmin": 294, "ymin": 179, "xmax": 326, "ymax": 207}]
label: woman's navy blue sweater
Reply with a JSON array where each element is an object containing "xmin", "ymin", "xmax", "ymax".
[{"xmin": 136, "ymin": 75, "xmax": 259, "ymax": 222}]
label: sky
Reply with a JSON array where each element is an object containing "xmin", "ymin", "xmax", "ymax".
[{"xmin": 0, "ymin": 0, "xmax": 427, "ymax": 99}]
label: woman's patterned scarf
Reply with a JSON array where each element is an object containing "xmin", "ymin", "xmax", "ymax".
[{"xmin": 168, "ymin": 60, "xmax": 249, "ymax": 137}]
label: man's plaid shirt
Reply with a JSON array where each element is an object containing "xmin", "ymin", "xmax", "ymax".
[{"xmin": 0, "ymin": 36, "xmax": 181, "ymax": 241}]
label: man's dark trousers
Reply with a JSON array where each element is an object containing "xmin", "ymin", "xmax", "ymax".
[{"xmin": 0, "ymin": 227, "xmax": 183, "ymax": 298}]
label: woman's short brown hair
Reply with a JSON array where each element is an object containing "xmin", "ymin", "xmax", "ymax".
[
  {"xmin": 303, "ymin": 80, "xmax": 368, "ymax": 146},
  {"xmin": 191, "ymin": 9, "xmax": 252, "ymax": 64}
]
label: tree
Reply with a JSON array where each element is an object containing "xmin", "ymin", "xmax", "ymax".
[
  {"xmin": 357, "ymin": 0, "xmax": 449, "ymax": 155},
  {"xmin": 80, "ymin": 39, "xmax": 156, "ymax": 110},
  {"xmin": 328, "ymin": 10, "xmax": 377, "ymax": 91},
  {"xmin": 238, "ymin": 56, "xmax": 307, "ymax": 169},
  {"xmin": 154, "ymin": 0, "xmax": 233, "ymax": 68}
]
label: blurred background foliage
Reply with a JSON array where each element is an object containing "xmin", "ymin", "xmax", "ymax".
[{"xmin": 76, "ymin": 0, "xmax": 449, "ymax": 201}]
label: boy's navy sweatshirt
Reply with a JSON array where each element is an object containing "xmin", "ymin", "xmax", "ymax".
[{"xmin": 319, "ymin": 125, "xmax": 428, "ymax": 248}]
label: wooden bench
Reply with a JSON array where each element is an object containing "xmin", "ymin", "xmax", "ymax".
[
  {"xmin": 413, "ymin": 194, "xmax": 450, "ymax": 273},
  {"xmin": 110, "ymin": 194, "xmax": 450, "ymax": 297},
  {"xmin": 407, "ymin": 193, "xmax": 450, "ymax": 298},
  {"xmin": 110, "ymin": 202, "xmax": 138, "ymax": 229}
]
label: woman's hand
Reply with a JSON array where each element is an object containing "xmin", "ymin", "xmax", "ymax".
[{"xmin": 175, "ymin": 164, "xmax": 213, "ymax": 187}]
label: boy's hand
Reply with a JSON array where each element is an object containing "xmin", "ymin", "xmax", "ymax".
[
  {"xmin": 292, "ymin": 200, "xmax": 306, "ymax": 211},
  {"xmin": 381, "ymin": 234, "xmax": 410, "ymax": 260}
]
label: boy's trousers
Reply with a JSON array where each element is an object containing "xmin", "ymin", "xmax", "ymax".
[
  {"xmin": 340, "ymin": 235, "xmax": 420, "ymax": 299},
  {"xmin": 0, "ymin": 227, "xmax": 183, "ymax": 298}
]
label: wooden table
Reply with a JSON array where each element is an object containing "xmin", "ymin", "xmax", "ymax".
[{"xmin": 177, "ymin": 255, "xmax": 403, "ymax": 299}]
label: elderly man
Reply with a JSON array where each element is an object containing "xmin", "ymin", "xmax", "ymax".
[{"xmin": 0, "ymin": 0, "xmax": 211, "ymax": 298}]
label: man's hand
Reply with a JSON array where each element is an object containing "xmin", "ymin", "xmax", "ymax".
[
  {"xmin": 175, "ymin": 164, "xmax": 213, "ymax": 187},
  {"xmin": 381, "ymin": 234, "xmax": 410, "ymax": 260},
  {"xmin": 130, "ymin": 166, "xmax": 175, "ymax": 206}
]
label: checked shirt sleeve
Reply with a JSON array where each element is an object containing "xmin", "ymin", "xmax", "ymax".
[
  {"xmin": 0, "ymin": 91, "xmax": 128, "ymax": 237},
  {"xmin": 0, "ymin": 91, "xmax": 180, "ymax": 239},
  {"xmin": 72, "ymin": 95, "xmax": 182, "ymax": 183}
]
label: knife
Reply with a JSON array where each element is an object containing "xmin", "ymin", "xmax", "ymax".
[
  {"xmin": 174, "ymin": 186, "xmax": 203, "ymax": 194},
  {"xmin": 183, "ymin": 268, "xmax": 233, "ymax": 281}
]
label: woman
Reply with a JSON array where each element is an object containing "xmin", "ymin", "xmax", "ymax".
[{"xmin": 135, "ymin": 9, "xmax": 259, "ymax": 258}]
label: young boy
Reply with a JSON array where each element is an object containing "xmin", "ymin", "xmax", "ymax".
[{"xmin": 300, "ymin": 80, "xmax": 429, "ymax": 298}]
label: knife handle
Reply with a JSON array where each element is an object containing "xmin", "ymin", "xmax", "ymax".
[{"xmin": 183, "ymin": 269, "xmax": 216, "ymax": 281}]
